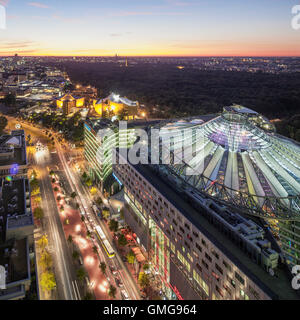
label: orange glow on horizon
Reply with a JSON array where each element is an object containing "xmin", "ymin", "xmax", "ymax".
[
  {"xmin": 1, "ymin": 42, "xmax": 300, "ymax": 58},
  {"xmin": 1, "ymin": 51, "xmax": 300, "ymax": 57}
]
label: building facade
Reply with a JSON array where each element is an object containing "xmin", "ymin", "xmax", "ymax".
[
  {"xmin": 113, "ymin": 155, "xmax": 298, "ymax": 300},
  {"xmin": 94, "ymin": 93, "xmax": 139, "ymax": 120},
  {"xmin": 84, "ymin": 119, "xmax": 136, "ymax": 192}
]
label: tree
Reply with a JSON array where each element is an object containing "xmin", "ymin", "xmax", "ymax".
[
  {"xmin": 99, "ymin": 262, "xmax": 106, "ymax": 274},
  {"xmin": 54, "ymin": 187, "xmax": 59, "ymax": 192},
  {"xmin": 33, "ymin": 207, "xmax": 44, "ymax": 220},
  {"xmin": 70, "ymin": 191, "xmax": 77, "ymax": 199},
  {"xmin": 40, "ymin": 251, "xmax": 53, "ymax": 271},
  {"xmin": 95, "ymin": 197, "xmax": 102, "ymax": 206},
  {"xmin": 72, "ymin": 250, "xmax": 80, "ymax": 260},
  {"xmin": 108, "ymin": 285, "xmax": 116, "ymax": 299},
  {"xmin": 90, "ymin": 187, "xmax": 97, "ymax": 195},
  {"xmin": 30, "ymin": 179, "xmax": 40, "ymax": 194},
  {"xmin": 126, "ymin": 250, "xmax": 135, "ymax": 264},
  {"xmin": 102, "ymin": 208, "xmax": 110, "ymax": 219},
  {"xmin": 57, "ymin": 196, "xmax": 61, "ymax": 201},
  {"xmin": 143, "ymin": 263, "xmax": 150, "ymax": 272},
  {"xmin": 295, "ymin": 129, "xmax": 300, "ymax": 142},
  {"xmin": 83, "ymin": 292, "xmax": 93, "ymax": 300},
  {"xmin": 33, "ymin": 195, "xmax": 42, "ymax": 205},
  {"xmin": 3, "ymin": 93, "xmax": 16, "ymax": 107},
  {"xmin": 67, "ymin": 234, "xmax": 73, "ymax": 244},
  {"xmin": 37, "ymin": 234, "xmax": 48, "ymax": 251},
  {"xmin": 40, "ymin": 271, "xmax": 56, "ymax": 292},
  {"xmin": 0, "ymin": 116, "xmax": 7, "ymax": 133},
  {"xmin": 82, "ymin": 172, "xmax": 88, "ymax": 180},
  {"xmin": 118, "ymin": 108, "xmax": 129, "ymax": 121},
  {"xmin": 81, "ymin": 215, "xmax": 85, "ymax": 222},
  {"xmin": 92, "ymin": 246, "xmax": 98, "ymax": 254},
  {"xmin": 85, "ymin": 178, "xmax": 93, "ymax": 187},
  {"xmin": 76, "ymin": 267, "xmax": 87, "ymax": 282},
  {"xmin": 109, "ymin": 219, "xmax": 119, "ymax": 232},
  {"xmin": 118, "ymin": 234, "xmax": 128, "ymax": 247},
  {"xmin": 138, "ymin": 272, "xmax": 150, "ymax": 289},
  {"xmin": 31, "ymin": 186, "xmax": 40, "ymax": 196}
]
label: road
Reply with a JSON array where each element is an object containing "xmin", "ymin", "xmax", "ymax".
[
  {"xmin": 7, "ymin": 117, "xmax": 141, "ymax": 300},
  {"xmin": 6, "ymin": 117, "xmax": 80, "ymax": 300},
  {"xmin": 52, "ymin": 129, "xmax": 141, "ymax": 300}
]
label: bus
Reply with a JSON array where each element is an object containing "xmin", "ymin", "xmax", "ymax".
[
  {"xmin": 102, "ymin": 239, "xmax": 115, "ymax": 258},
  {"xmin": 95, "ymin": 225, "xmax": 106, "ymax": 241}
]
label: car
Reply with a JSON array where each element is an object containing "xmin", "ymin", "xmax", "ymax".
[
  {"xmin": 115, "ymin": 278, "xmax": 124, "ymax": 288},
  {"xmin": 121, "ymin": 289, "xmax": 130, "ymax": 300},
  {"xmin": 109, "ymin": 266, "xmax": 118, "ymax": 275}
]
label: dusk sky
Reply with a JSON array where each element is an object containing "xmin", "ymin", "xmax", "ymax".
[{"xmin": 0, "ymin": 0, "xmax": 300, "ymax": 56}]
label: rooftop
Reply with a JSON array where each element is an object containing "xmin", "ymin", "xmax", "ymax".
[
  {"xmin": 96, "ymin": 93, "xmax": 139, "ymax": 107},
  {"xmin": 0, "ymin": 238, "xmax": 30, "ymax": 285},
  {"xmin": 0, "ymin": 178, "xmax": 33, "ymax": 241},
  {"xmin": 151, "ymin": 107, "xmax": 300, "ymax": 220},
  {"xmin": 0, "ymin": 130, "xmax": 27, "ymax": 167}
]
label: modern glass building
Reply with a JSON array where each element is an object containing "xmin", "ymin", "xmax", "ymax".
[
  {"xmin": 113, "ymin": 106, "xmax": 300, "ymax": 300},
  {"xmin": 152, "ymin": 105, "xmax": 300, "ymax": 267},
  {"xmin": 84, "ymin": 118, "xmax": 140, "ymax": 192}
]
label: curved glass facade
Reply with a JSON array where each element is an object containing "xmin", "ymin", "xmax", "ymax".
[{"xmin": 150, "ymin": 108, "xmax": 300, "ymax": 266}]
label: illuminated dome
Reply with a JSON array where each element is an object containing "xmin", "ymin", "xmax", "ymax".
[{"xmin": 152, "ymin": 107, "xmax": 300, "ymax": 220}]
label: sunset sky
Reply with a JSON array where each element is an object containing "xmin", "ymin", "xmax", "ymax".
[{"xmin": 0, "ymin": 0, "xmax": 300, "ymax": 56}]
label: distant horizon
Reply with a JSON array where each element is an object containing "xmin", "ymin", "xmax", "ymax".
[{"xmin": 2, "ymin": 54, "xmax": 300, "ymax": 58}]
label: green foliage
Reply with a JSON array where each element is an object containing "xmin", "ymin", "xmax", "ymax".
[
  {"xmin": 92, "ymin": 246, "xmax": 98, "ymax": 254},
  {"xmin": 56, "ymin": 62, "xmax": 300, "ymax": 120},
  {"xmin": 72, "ymin": 250, "xmax": 80, "ymax": 260},
  {"xmin": 118, "ymin": 233, "xmax": 128, "ymax": 247},
  {"xmin": 143, "ymin": 263, "xmax": 150, "ymax": 271},
  {"xmin": 40, "ymin": 271, "xmax": 56, "ymax": 292},
  {"xmin": 95, "ymin": 197, "xmax": 102, "ymax": 206},
  {"xmin": 108, "ymin": 285, "xmax": 116, "ymax": 299},
  {"xmin": 109, "ymin": 219, "xmax": 119, "ymax": 232},
  {"xmin": 30, "ymin": 178, "xmax": 39, "ymax": 193},
  {"xmin": 33, "ymin": 207, "xmax": 44, "ymax": 220},
  {"xmin": 126, "ymin": 250, "xmax": 135, "ymax": 264},
  {"xmin": 70, "ymin": 191, "xmax": 77, "ymax": 198},
  {"xmin": 83, "ymin": 292, "xmax": 93, "ymax": 300},
  {"xmin": 138, "ymin": 272, "xmax": 150, "ymax": 288},
  {"xmin": 276, "ymin": 115, "xmax": 300, "ymax": 143},
  {"xmin": 99, "ymin": 262, "xmax": 106, "ymax": 274},
  {"xmin": 76, "ymin": 267, "xmax": 87, "ymax": 281}
]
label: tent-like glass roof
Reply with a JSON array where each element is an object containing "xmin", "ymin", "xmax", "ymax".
[{"xmin": 151, "ymin": 107, "xmax": 300, "ymax": 220}]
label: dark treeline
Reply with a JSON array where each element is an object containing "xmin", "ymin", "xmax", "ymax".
[{"xmin": 48, "ymin": 61, "xmax": 300, "ymax": 120}]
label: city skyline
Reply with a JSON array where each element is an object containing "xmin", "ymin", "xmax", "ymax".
[{"xmin": 0, "ymin": 0, "xmax": 300, "ymax": 57}]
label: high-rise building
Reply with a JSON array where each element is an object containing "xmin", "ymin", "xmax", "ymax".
[{"xmin": 84, "ymin": 118, "xmax": 136, "ymax": 192}]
